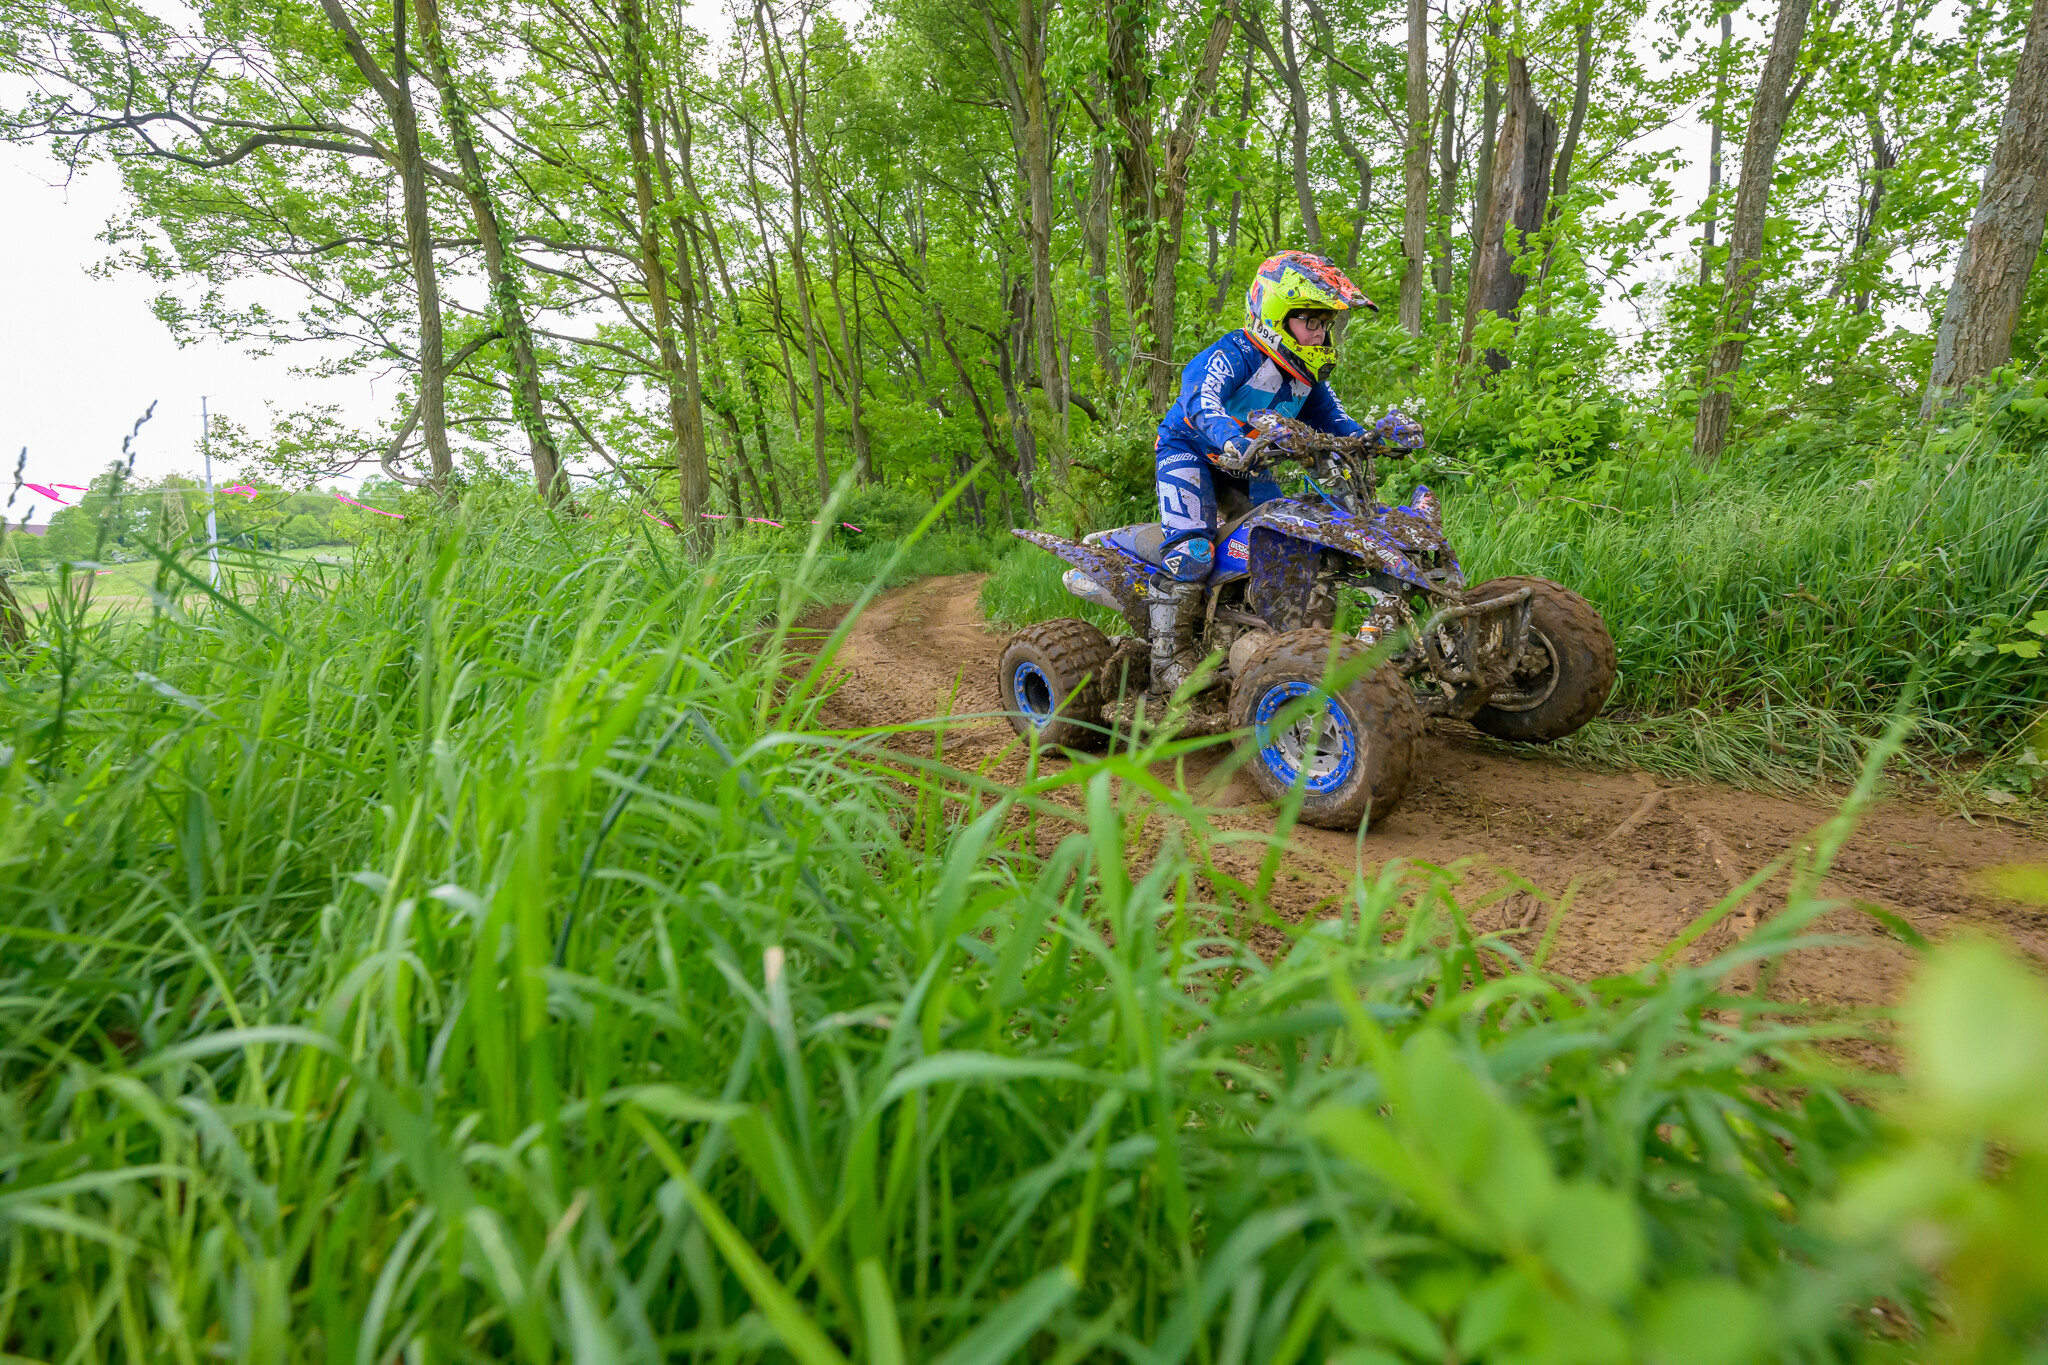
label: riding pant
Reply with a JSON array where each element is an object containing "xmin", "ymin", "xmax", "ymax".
[{"xmin": 1154, "ymin": 436, "xmax": 1285, "ymax": 582}]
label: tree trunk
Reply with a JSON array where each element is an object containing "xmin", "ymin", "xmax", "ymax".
[
  {"xmin": 1848, "ymin": 106, "xmax": 1895, "ymax": 315},
  {"xmin": 1145, "ymin": 8, "xmax": 1235, "ymax": 411},
  {"xmin": 1692, "ymin": 0, "xmax": 1815, "ymax": 465},
  {"xmin": 753, "ymin": 0, "xmax": 835, "ymax": 501},
  {"xmin": 1085, "ymin": 130, "xmax": 1116, "ymax": 378},
  {"xmin": 1467, "ymin": 14, "xmax": 1501, "ymax": 311},
  {"xmin": 979, "ymin": 0, "xmax": 1068, "ymax": 458},
  {"xmin": 318, "ymin": 0, "xmax": 451, "ymax": 483},
  {"xmin": 1209, "ymin": 54, "xmax": 1256, "ymax": 311},
  {"xmin": 620, "ymin": 0, "xmax": 709, "ymax": 546},
  {"xmin": 1432, "ymin": 38, "xmax": 1461, "ymax": 327},
  {"xmin": 669, "ymin": 101, "xmax": 781, "ymax": 519},
  {"xmin": 1307, "ymin": 0, "xmax": 1374, "ymax": 269},
  {"xmin": 1461, "ymin": 54, "xmax": 1557, "ymax": 371},
  {"xmin": 741, "ymin": 121, "xmax": 807, "ymax": 460},
  {"xmin": 1242, "ymin": 0, "xmax": 1320, "ymax": 247},
  {"xmin": 1922, "ymin": 0, "xmax": 2048, "ymax": 413},
  {"xmin": 1399, "ymin": 0, "xmax": 1429, "ymax": 334},
  {"xmin": 413, "ymin": 0, "xmax": 561, "ymax": 501},
  {"xmin": 1535, "ymin": 15, "xmax": 1593, "ymax": 300},
  {"xmin": 649, "ymin": 109, "xmax": 716, "ymax": 538},
  {"xmin": 1107, "ymin": 0, "xmax": 1157, "ymax": 374},
  {"xmin": 1699, "ymin": 9, "xmax": 1731, "ymax": 288},
  {"xmin": 998, "ymin": 280, "xmax": 1040, "ymax": 523}
]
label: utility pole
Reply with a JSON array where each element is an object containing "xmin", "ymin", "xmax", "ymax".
[{"xmin": 201, "ymin": 396, "xmax": 219, "ymax": 586}]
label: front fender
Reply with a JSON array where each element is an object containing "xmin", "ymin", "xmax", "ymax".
[
  {"xmin": 1244, "ymin": 504, "xmax": 1435, "ymax": 590},
  {"xmin": 1010, "ymin": 529, "xmax": 1150, "ymax": 633}
]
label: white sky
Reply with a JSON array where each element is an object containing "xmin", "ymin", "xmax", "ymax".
[{"xmin": 0, "ymin": 144, "xmax": 387, "ymax": 523}]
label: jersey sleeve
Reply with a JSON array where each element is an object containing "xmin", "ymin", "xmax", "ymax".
[
  {"xmin": 1299, "ymin": 381, "xmax": 1368, "ymax": 440},
  {"xmin": 1182, "ymin": 336, "xmax": 1260, "ymax": 454}
]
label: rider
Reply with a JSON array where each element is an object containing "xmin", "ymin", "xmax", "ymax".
[{"xmin": 1148, "ymin": 249, "xmax": 1376, "ymax": 694}]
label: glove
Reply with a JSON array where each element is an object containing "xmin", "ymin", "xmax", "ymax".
[
  {"xmin": 1213, "ymin": 438, "xmax": 1260, "ymax": 474},
  {"xmin": 1373, "ymin": 408, "xmax": 1425, "ymax": 454}
]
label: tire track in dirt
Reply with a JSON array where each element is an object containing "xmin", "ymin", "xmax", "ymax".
[{"xmin": 819, "ymin": 573, "xmax": 2048, "ymax": 1006}]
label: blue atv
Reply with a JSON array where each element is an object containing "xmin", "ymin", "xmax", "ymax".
[{"xmin": 996, "ymin": 412, "xmax": 1616, "ymax": 829}]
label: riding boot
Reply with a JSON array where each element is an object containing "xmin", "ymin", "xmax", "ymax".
[{"xmin": 1147, "ymin": 580, "xmax": 1203, "ymax": 698}]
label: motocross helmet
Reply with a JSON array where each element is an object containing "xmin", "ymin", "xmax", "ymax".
[{"xmin": 1244, "ymin": 251, "xmax": 1374, "ymax": 385}]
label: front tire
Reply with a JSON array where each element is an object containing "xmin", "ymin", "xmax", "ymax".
[
  {"xmin": 1465, "ymin": 576, "xmax": 1616, "ymax": 743},
  {"xmin": 1227, "ymin": 628, "xmax": 1422, "ymax": 830},
  {"xmin": 997, "ymin": 619, "xmax": 1118, "ymax": 749}
]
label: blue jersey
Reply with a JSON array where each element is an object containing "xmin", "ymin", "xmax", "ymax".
[{"xmin": 1156, "ymin": 329, "xmax": 1366, "ymax": 457}]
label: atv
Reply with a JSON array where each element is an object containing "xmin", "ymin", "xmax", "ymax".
[{"xmin": 996, "ymin": 411, "xmax": 1617, "ymax": 829}]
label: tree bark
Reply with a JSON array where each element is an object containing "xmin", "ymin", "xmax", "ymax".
[
  {"xmin": 1461, "ymin": 53, "xmax": 1557, "ymax": 371},
  {"xmin": 1085, "ymin": 128, "xmax": 1116, "ymax": 377},
  {"xmin": 1307, "ymin": 0, "xmax": 1374, "ymax": 269},
  {"xmin": 1432, "ymin": 35, "xmax": 1461, "ymax": 327},
  {"xmin": 978, "ymin": 0, "xmax": 1068, "ymax": 471},
  {"xmin": 318, "ymin": 0, "xmax": 451, "ymax": 483},
  {"xmin": 1146, "ymin": 9, "xmax": 1236, "ymax": 411},
  {"xmin": 646, "ymin": 97, "xmax": 715, "ymax": 538},
  {"xmin": 1399, "ymin": 0, "xmax": 1429, "ymax": 334},
  {"xmin": 1241, "ymin": 0, "xmax": 1320, "ymax": 247},
  {"xmin": 1467, "ymin": 13, "xmax": 1501, "ymax": 311},
  {"xmin": 1535, "ymin": 13, "xmax": 1592, "ymax": 300},
  {"xmin": 1209, "ymin": 57, "xmax": 1257, "ymax": 311},
  {"xmin": 1699, "ymin": 9, "xmax": 1731, "ymax": 288},
  {"xmin": 619, "ymin": 0, "xmax": 709, "ymax": 545},
  {"xmin": 413, "ymin": 0, "xmax": 562, "ymax": 501},
  {"xmin": 1922, "ymin": 0, "xmax": 2048, "ymax": 413},
  {"xmin": 753, "ymin": 0, "xmax": 835, "ymax": 501},
  {"xmin": 1692, "ymin": 0, "xmax": 1815, "ymax": 465},
  {"xmin": 997, "ymin": 279, "xmax": 1040, "ymax": 522}
]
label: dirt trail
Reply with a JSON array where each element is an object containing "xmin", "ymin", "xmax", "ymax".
[{"xmin": 821, "ymin": 574, "xmax": 2047, "ymax": 1006}]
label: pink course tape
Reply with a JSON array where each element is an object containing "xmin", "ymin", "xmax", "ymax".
[
  {"xmin": 335, "ymin": 492, "xmax": 406, "ymax": 520},
  {"xmin": 24, "ymin": 484, "xmax": 70, "ymax": 504}
]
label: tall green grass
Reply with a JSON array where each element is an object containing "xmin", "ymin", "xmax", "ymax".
[{"xmin": 0, "ymin": 495, "xmax": 2007, "ymax": 1362}]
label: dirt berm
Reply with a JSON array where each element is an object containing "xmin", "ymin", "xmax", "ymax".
[{"xmin": 816, "ymin": 574, "xmax": 2046, "ymax": 1007}]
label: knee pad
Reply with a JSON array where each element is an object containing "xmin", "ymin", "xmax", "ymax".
[{"xmin": 1161, "ymin": 536, "xmax": 1213, "ymax": 582}]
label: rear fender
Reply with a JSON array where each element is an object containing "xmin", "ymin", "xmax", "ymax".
[{"xmin": 1010, "ymin": 529, "xmax": 1151, "ymax": 633}]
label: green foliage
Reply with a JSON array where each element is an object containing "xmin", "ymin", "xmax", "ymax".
[{"xmin": 12, "ymin": 498, "xmax": 2036, "ymax": 1363}]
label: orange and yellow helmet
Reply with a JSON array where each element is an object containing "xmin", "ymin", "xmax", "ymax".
[{"xmin": 1244, "ymin": 250, "xmax": 1374, "ymax": 384}]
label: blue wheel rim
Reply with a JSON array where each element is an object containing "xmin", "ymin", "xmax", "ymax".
[
  {"xmin": 1014, "ymin": 661, "xmax": 1055, "ymax": 725},
  {"xmin": 1253, "ymin": 681, "xmax": 1357, "ymax": 794}
]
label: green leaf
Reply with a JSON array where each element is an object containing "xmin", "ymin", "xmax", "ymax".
[
  {"xmin": 1535, "ymin": 1183, "xmax": 1642, "ymax": 1301},
  {"xmin": 1329, "ymin": 1277, "xmax": 1445, "ymax": 1361},
  {"xmin": 1643, "ymin": 1280, "xmax": 1766, "ymax": 1365},
  {"xmin": 1903, "ymin": 938, "xmax": 2048, "ymax": 1144},
  {"xmin": 927, "ymin": 1266, "xmax": 1076, "ymax": 1365}
]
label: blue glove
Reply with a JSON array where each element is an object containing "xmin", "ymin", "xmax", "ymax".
[{"xmin": 1374, "ymin": 409, "xmax": 1425, "ymax": 454}]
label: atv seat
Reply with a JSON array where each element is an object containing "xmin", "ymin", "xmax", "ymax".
[{"xmin": 1101, "ymin": 507, "xmax": 1267, "ymax": 572}]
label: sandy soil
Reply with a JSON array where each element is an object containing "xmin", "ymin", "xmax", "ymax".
[{"xmin": 816, "ymin": 573, "xmax": 2047, "ymax": 1006}]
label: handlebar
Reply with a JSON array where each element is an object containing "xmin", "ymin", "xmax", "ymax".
[{"xmin": 1243, "ymin": 410, "xmax": 1385, "ymax": 466}]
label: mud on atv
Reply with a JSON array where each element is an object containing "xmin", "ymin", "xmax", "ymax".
[{"xmin": 996, "ymin": 412, "xmax": 1617, "ymax": 830}]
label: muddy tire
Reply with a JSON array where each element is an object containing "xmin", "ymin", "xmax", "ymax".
[
  {"xmin": 1227, "ymin": 628, "xmax": 1422, "ymax": 830},
  {"xmin": 997, "ymin": 618, "xmax": 1118, "ymax": 749},
  {"xmin": 1465, "ymin": 577, "xmax": 1616, "ymax": 743}
]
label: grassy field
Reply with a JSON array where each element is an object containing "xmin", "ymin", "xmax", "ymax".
[
  {"xmin": 3, "ymin": 543, "xmax": 354, "ymax": 615},
  {"xmin": 5, "ymin": 495, "xmax": 2045, "ymax": 1362}
]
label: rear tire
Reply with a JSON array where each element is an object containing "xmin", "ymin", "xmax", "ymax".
[
  {"xmin": 1227, "ymin": 628, "xmax": 1422, "ymax": 830},
  {"xmin": 997, "ymin": 619, "xmax": 1118, "ymax": 749},
  {"xmin": 1465, "ymin": 577, "xmax": 1616, "ymax": 743}
]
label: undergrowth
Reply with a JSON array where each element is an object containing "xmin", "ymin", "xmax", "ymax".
[{"xmin": 4, "ymin": 494, "xmax": 2045, "ymax": 1361}]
